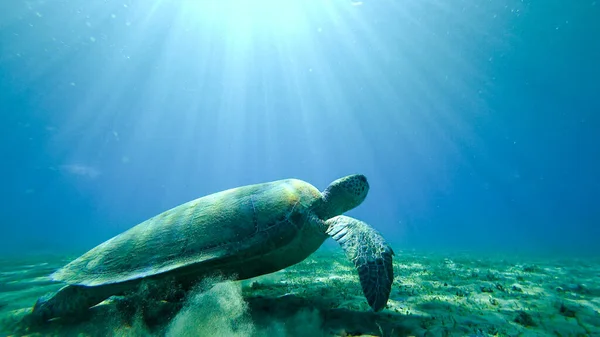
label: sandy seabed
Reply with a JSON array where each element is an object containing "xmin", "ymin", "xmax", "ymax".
[{"xmin": 0, "ymin": 249, "xmax": 598, "ymax": 337}]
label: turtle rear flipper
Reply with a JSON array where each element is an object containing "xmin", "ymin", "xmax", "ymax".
[
  {"xmin": 31, "ymin": 283, "xmax": 125, "ymax": 323},
  {"xmin": 325, "ymin": 215, "xmax": 394, "ymax": 312}
]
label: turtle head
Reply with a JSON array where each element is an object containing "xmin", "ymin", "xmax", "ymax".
[{"xmin": 316, "ymin": 174, "xmax": 369, "ymax": 219}]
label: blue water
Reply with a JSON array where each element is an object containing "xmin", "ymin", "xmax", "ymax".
[{"xmin": 0, "ymin": 0, "xmax": 598, "ymax": 256}]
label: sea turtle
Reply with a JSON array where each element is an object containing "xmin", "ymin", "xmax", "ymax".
[{"xmin": 30, "ymin": 174, "xmax": 394, "ymax": 322}]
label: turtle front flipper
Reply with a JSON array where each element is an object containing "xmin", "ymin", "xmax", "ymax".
[{"xmin": 325, "ymin": 215, "xmax": 394, "ymax": 312}]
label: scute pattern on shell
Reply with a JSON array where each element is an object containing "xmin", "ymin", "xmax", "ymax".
[{"xmin": 51, "ymin": 179, "xmax": 322, "ymax": 287}]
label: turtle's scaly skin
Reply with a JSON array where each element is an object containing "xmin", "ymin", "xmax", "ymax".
[
  {"xmin": 52, "ymin": 179, "xmax": 325, "ymax": 287},
  {"xmin": 326, "ymin": 215, "xmax": 395, "ymax": 311}
]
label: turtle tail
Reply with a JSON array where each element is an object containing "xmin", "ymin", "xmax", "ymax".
[{"xmin": 325, "ymin": 215, "xmax": 394, "ymax": 312}]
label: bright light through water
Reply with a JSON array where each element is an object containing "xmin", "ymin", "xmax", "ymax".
[
  {"xmin": 0, "ymin": 0, "xmax": 531, "ymax": 249},
  {"xmin": 2, "ymin": 2, "xmax": 600, "ymax": 334}
]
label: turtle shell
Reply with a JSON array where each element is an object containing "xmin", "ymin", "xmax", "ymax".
[{"xmin": 51, "ymin": 179, "xmax": 322, "ymax": 287}]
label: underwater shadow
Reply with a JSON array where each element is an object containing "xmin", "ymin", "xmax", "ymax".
[
  {"xmin": 8, "ymin": 293, "xmax": 427, "ymax": 337},
  {"xmin": 246, "ymin": 293, "xmax": 423, "ymax": 336}
]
